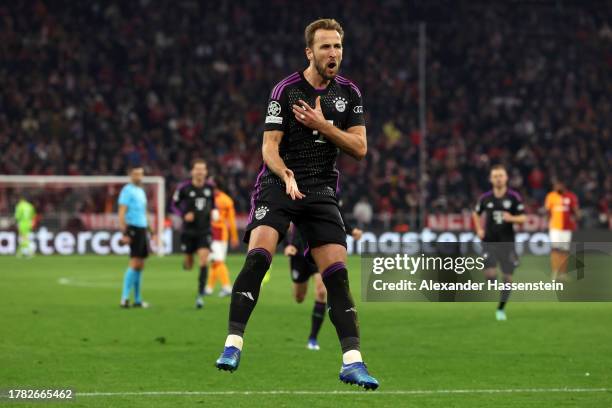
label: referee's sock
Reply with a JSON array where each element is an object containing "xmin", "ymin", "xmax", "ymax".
[
  {"xmin": 227, "ymin": 248, "xmax": 272, "ymax": 340},
  {"xmin": 133, "ymin": 269, "xmax": 143, "ymax": 304},
  {"xmin": 321, "ymin": 262, "xmax": 362, "ymax": 362},
  {"xmin": 121, "ymin": 268, "xmax": 136, "ymax": 301}
]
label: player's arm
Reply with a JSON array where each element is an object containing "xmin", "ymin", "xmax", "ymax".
[
  {"xmin": 262, "ymin": 130, "xmax": 304, "ymax": 200},
  {"xmin": 227, "ymin": 201, "xmax": 239, "ymax": 247},
  {"xmin": 292, "ymin": 97, "xmax": 367, "ymax": 160},
  {"xmin": 118, "ymin": 204, "xmax": 130, "ymax": 243},
  {"xmin": 472, "ymin": 199, "xmax": 485, "ymax": 239},
  {"xmin": 503, "ymin": 196, "xmax": 527, "ymax": 224}
]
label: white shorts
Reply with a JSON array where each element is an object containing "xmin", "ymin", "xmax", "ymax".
[
  {"xmin": 549, "ymin": 229, "xmax": 572, "ymax": 251},
  {"xmin": 210, "ymin": 240, "xmax": 228, "ymax": 262}
]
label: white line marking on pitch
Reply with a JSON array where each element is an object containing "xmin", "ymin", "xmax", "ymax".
[
  {"xmin": 77, "ymin": 388, "xmax": 611, "ymax": 397},
  {"xmin": 58, "ymin": 277, "xmax": 116, "ymax": 288}
]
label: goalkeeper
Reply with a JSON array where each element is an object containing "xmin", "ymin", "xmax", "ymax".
[{"xmin": 14, "ymin": 195, "xmax": 36, "ymax": 257}]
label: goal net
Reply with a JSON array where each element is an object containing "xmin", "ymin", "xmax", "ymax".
[{"xmin": 0, "ymin": 175, "xmax": 168, "ymax": 256}]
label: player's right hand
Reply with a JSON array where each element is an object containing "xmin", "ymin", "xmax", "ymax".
[
  {"xmin": 282, "ymin": 168, "xmax": 305, "ymax": 200},
  {"xmin": 476, "ymin": 228, "xmax": 485, "ymax": 240},
  {"xmin": 121, "ymin": 234, "xmax": 131, "ymax": 245},
  {"xmin": 284, "ymin": 245, "xmax": 298, "ymax": 256},
  {"xmin": 184, "ymin": 212, "xmax": 195, "ymax": 222}
]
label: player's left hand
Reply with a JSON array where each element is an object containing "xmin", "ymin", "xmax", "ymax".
[
  {"xmin": 293, "ymin": 97, "xmax": 329, "ymax": 133},
  {"xmin": 502, "ymin": 212, "xmax": 513, "ymax": 222},
  {"xmin": 351, "ymin": 228, "xmax": 363, "ymax": 240}
]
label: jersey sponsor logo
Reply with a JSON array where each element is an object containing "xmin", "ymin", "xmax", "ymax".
[
  {"xmin": 255, "ymin": 205, "xmax": 269, "ymax": 220},
  {"xmin": 353, "ymin": 105, "xmax": 363, "ymax": 114},
  {"xmin": 265, "ymin": 115, "xmax": 283, "ymax": 124},
  {"xmin": 267, "ymin": 100, "xmax": 281, "ymax": 116},
  {"xmin": 333, "ymin": 96, "xmax": 347, "ymax": 112},
  {"xmin": 503, "ymin": 199, "xmax": 511, "ymax": 209}
]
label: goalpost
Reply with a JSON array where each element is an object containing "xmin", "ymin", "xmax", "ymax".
[{"xmin": 0, "ymin": 175, "xmax": 166, "ymax": 255}]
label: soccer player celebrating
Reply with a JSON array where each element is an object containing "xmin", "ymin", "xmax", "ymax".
[
  {"xmin": 284, "ymin": 217, "xmax": 363, "ymax": 351},
  {"xmin": 14, "ymin": 194, "xmax": 36, "ymax": 258},
  {"xmin": 171, "ymin": 159, "xmax": 216, "ymax": 309},
  {"xmin": 206, "ymin": 177, "xmax": 239, "ymax": 297},
  {"xmin": 214, "ymin": 18, "xmax": 378, "ymax": 389},
  {"xmin": 118, "ymin": 165, "xmax": 155, "ymax": 308},
  {"xmin": 544, "ymin": 180, "xmax": 579, "ymax": 281},
  {"xmin": 473, "ymin": 165, "xmax": 526, "ymax": 321}
]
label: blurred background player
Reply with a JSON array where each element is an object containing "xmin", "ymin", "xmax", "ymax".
[
  {"xmin": 14, "ymin": 194, "xmax": 36, "ymax": 258},
  {"xmin": 284, "ymin": 213, "xmax": 363, "ymax": 351},
  {"xmin": 545, "ymin": 180, "xmax": 580, "ymax": 281},
  {"xmin": 473, "ymin": 165, "xmax": 526, "ymax": 321},
  {"xmin": 118, "ymin": 166, "xmax": 154, "ymax": 308},
  {"xmin": 171, "ymin": 159, "xmax": 216, "ymax": 309},
  {"xmin": 206, "ymin": 177, "xmax": 239, "ymax": 297}
]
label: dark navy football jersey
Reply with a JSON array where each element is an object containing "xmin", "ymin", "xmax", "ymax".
[
  {"xmin": 171, "ymin": 181, "xmax": 215, "ymax": 234},
  {"xmin": 260, "ymin": 71, "xmax": 365, "ymax": 196},
  {"xmin": 474, "ymin": 189, "xmax": 525, "ymax": 242}
]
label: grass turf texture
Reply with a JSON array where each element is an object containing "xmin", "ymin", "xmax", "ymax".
[{"xmin": 0, "ymin": 254, "xmax": 610, "ymax": 408}]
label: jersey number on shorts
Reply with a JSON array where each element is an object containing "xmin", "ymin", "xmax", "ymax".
[{"xmin": 313, "ymin": 120, "xmax": 334, "ymax": 143}]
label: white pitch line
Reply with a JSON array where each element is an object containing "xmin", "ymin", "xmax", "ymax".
[
  {"xmin": 58, "ymin": 277, "xmax": 116, "ymax": 288},
  {"xmin": 77, "ymin": 388, "xmax": 611, "ymax": 397}
]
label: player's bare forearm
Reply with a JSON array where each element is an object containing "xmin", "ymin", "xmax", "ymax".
[
  {"xmin": 262, "ymin": 130, "xmax": 305, "ymax": 199},
  {"xmin": 262, "ymin": 131, "xmax": 289, "ymax": 177},
  {"xmin": 507, "ymin": 214, "xmax": 527, "ymax": 224},
  {"xmin": 292, "ymin": 97, "xmax": 366, "ymax": 160},
  {"xmin": 118, "ymin": 205, "xmax": 127, "ymax": 232},
  {"xmin": 472, "ymin": 212, "xmax": 482, "ymax": 231},
  {"xmin": 320, "ymin": 123, "xmax": 367, "ymax": 160}
]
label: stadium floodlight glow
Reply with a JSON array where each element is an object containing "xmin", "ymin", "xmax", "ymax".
[{"xmin": 0, "ymin": 175, "xmax": 166, "ymax": 255}]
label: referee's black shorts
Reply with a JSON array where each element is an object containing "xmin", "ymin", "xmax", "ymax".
[
  {"xmin": 244, "ymin": 183, "xmax": 346, "ymax": 250},
  {"xmin": 126, "ymin": 225, "xmax": 149, "ymax": 259}
]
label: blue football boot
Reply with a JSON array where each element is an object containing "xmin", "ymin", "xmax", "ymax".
[
  {"xmin": 215, "ymin": 346, "xmax": 241, "ymax": 372},
  {"xmin": 339, "ymin": 362, "xmax": 379, "ymax": 390}
]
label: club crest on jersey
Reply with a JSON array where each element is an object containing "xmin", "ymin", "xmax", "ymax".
[
  {"xmin": 255, "ymin": 205, "xmax": 269, "ymax": 220},
  {"xmin": 333, "ymin": 96, "xmax": 347, "ymax": 112},
  {"xmin": 204, "ymin": 189, "xmax": 211, "ymax": 197},
  {"xmin": 503, "ymin": 199, "xmax": 511, "ymax": 209}
]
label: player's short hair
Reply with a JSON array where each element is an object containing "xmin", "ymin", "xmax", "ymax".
[
  {"xmin": 213, "ymin": 175, "xmax": 226, "ymax": 192},
  {"xmin": 304, "ymin": 18, "xmax": 344, "ymax": 48},
  {"xmin": 128, "ymin": 164, "xmax": 143, "ymax": 173},
  {"xmin": 490, "ymin": 164, "xmax": 507, "ymax": 173},
  {"xmin": 191, "ymin": 158, "xmax": 207, "ymax": 169}
]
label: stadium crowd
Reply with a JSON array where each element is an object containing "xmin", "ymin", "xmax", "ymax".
[{"xmin": 0, "ymin": 0, "xmax": 610, "ymax": 228}]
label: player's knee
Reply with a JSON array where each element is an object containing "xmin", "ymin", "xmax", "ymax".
[{"xmin": 295, "ymin": 292, "xmax": 305, "ymax": 303}]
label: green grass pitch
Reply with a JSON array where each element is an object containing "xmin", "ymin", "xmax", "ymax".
[{"xmin": 1, "ymin": 254, "xmax": 611, "ymax": 407}]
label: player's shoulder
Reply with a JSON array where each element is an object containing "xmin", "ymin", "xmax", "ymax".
[
  {"xmin": 334, "ymin": 74, "xmax": 362, "ymax": 99},
  {"xmin": 507, "ymin": 189, "xmax": 523, "ymax": 202},
  {"xmin": 478, "ymin": 190, "xmax": 493, "ymax": 202},
  {"xmin": 176, "ymin": 179, "xmax": 192, "ymax": 192},
  {"xmin": 269, "ymin": 71, "xmax": 301, "ymax": 100}
]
